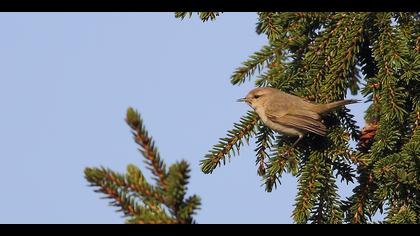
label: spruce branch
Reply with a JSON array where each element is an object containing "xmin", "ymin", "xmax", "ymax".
[
  {"xmin": 85, "ymin": 167, "xmax": 174, "ymax": 222},
  {"xmin": 178, "ymin": 195, "xmax": 202, "ymax": 224},
  {"xmin": 85, "ymin": 107, "xmax": 201, "ymax": 224},
  {"xmin": 372, "ymin": 13, "xmax": 410, "ymax": 123},
  {"xmin": 384, "ymin": 204, "xmax": 418, "ymax": 224},
  {"xmin": 84, "ymin": 167, "xmax": 143, "ymax": 216},
  {"xmin": 174, "ymin": 12, "xmax": 221, "ymax": 22},
  {"xmin": 263, "ymin": 157, "xmax": 287, "ymax": 192},
  {"xmin": 198, "ymin": 12, "xmax": 221, "ymax": 22},
  {"xmin": 126, "ymin": 211, "xmax": 177, "ymax": 224},
  {"xmin": 255, "ymin": 122, "xmax": 275, "ymax": 176},
  {"xmin": 230, "ymin": 45, "xmax": 278, "ymax": 85},
  {"xmin": 310, "ymin": 164, "xmax": 344, "ymax": 224},
  {"xmin": 165, "ymin": 160, "xmax": 191, "ymax": 217},
  {"xmin": 266, "ymin": 160, "xmax": 291, "ymax": 191},
  {"xmin": 322, "ymin": 14, "xmax": 366, "ymax": 99},
  {"xmin": 126, "ymin": 107, "xmax": 168, "ymax": 190},
  {"xmin": 200, "ymin": 111, "xmax": 259, "ymax": 174},
  {"xmin": 255, "ymin": 61, "xmax": 284, "ymax": 87},
  {"xmin": 126, "ymin": 164, "xmax": 165, "ymax": 203},
  {"xmin": 343, "ymin": 164, "xmax": 376, "ymax": 224},
  {"xmin": 174, "ymin": 12, "xmax": 192, "ymax": 20},
  {"xmin": 256, "ymin": 12, "xmax": 282, "ymax": 41},
  {"xmin": 369, "ymin": 119, "xmax": 402, "ymax": 158},
  {"xmin": 292, "ymin": 153, "xmax": 324, "ymax": 224},
  {"xmin": 303, "ymin": 14, "xmax": 347, "ymax": 98},
  {"xmin": 262, "ymin": 135, "xmax": 301, "ymax": 192}
]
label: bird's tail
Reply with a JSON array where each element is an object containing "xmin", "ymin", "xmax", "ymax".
[{"xmin": 316, "ymin": 99, "xmax": 359, "ymax": 114}]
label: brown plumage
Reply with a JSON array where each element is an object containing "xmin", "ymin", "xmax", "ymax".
[{"xmin": 238, "ymin": 87, "xmax": 358, "ymax": 149}]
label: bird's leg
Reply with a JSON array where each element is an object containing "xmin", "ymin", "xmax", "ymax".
[
  {"xmin": 290, "ymin": 135, "xmax": 303, "ymax": 149},
  {"xmin": 282, "ymin": 135, "xmax": 303, "ymax": 160}
]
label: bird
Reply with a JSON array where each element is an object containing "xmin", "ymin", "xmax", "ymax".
[{"xmin": 237, "ymin": 87, "xmax": 358, "ymax": 156}]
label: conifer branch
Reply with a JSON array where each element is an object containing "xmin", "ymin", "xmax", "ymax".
[
  {"xmin": 256, "ymin": 12, "xmax": 282, "ymax": 41},
  {"xmin": 262, "ymin": 133, "xmax": 303, "ymax": 192},
  {"xmin": 84, "ymin": 167, "xmax": 143, "ymax": 216},
  {"xmin": 178, "ymin": 195, "xmax": 202, "ymax": 224},
  {"xmin": 198, "ymin": 12, "xmax": 221, "ymax": 22},
  {"xmin": 126, "ymin": 211, "xmax": 177, "ymax": 224},
  {"xmin": 370, "ymin": 119, "xmax": 401, "ymax": 158},
  {"xmin": 230, "ymin": 45, "xmax": 278, "ymax": 85},
  {"xmin": 85, "ymin": 107, "xmax": 201, "ymax": 224},
  {"xmin": 372, "ymin": 13, "xmax": 410, "ymax": 122},
  {"xmin": 200, "ymin": 111, "xmax": 259, "ymax": 174},
  {"xmin": 126, "ymin": 164, "xmax": 165, "ymax": 203},
  {"xmin": 293, "ymin": 153, "xmax": 324, "ymax": 223},
  {"xmin": 174, "ymin": 12, "xmax": 192, "ymax": 20},
  {"xmin": 262, "ymin": 137, "xmax": 295, "ymax": 192},
  {"xmin": 384, "ymin": 204, "xmax": 418, "ymax": 224},
  {"xmin": 126, "ymin": 107, "xmax": 168, "ymax": 190},
  {"xmin": 322, "ymin": 14, "xmax": 366, "ymax": 99},
  {"xmin": 343, "ymin": 165, "xmax": 375, "ymax": 224},
  {"xmin": 263, "ymin": 157, "xmax": 287, "ymax": 192},
  {"xmin": 255, "ymin": 122, "xmax": 275, "ymax": 176},
  {"xmin": 165, "ymin": 160, "xmax": 191, "ymax": 219},
  {"xmin": 310, "ymin": 163, "xmax": 344, "ymax": 224},
  {"xmin": 303, "ymin": 14, "xmax": 347, "ymax": 98},
  {"xmin": 174, "ymin": 12, "xmax": 221, "ymax": 22},
  {"xmin": 255, "ymin": 62, "xmax": 284, "ymax": 87},
  {"xmin": 326, "ymin": 126, "xmax": 357, "ymax": 183}
]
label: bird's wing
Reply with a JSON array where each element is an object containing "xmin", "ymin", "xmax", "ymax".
[
  {"xmin": 266, "ymin": 107, "xmax": 327, "ymax": 137},
  {"xmin": 265, "ymin": 96, "xmax": 290, "ymax": 117}
]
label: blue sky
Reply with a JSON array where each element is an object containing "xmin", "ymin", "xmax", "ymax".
[{"xmin": 0, "ymin": 13, "xmax": 369, "ymax": 223}]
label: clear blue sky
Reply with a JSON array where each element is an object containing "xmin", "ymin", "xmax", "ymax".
[{"xmin": 0, "ymin": 13, "xmax": 369, "ymax": 223}]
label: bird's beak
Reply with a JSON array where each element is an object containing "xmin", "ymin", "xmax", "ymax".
[{"xmin": 237, "ymin": 98, "xmax": 246, "ymax": 102}]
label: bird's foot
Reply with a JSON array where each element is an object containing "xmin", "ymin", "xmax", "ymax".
[{"xmin": 280, "ymin": 149, "xmax": 293, "ymax": 161}]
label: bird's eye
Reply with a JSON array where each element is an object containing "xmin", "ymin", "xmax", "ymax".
[{"xmin": 254, "ymin": 95, "xmax": 261, "ymax": 99}]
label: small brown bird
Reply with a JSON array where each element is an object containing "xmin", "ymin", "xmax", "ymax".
[{"xmin": 238, "ymin": 87, "xmax": 358, "ymax": 150}]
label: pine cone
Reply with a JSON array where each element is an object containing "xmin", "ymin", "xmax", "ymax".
[{"xmin": 358, "ymin": 121, "xmax": 378, "ymax": 150}]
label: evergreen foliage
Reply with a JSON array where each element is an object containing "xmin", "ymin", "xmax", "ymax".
[
  {"xmin": 178, "ymin": 12, "xmax": 420, "ymax": 224},
  {"xmin": 84, "ymin": 107, "xmax": 200, "ymax": 224}
]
